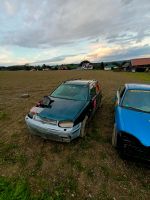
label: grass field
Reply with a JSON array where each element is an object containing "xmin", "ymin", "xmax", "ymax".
[{"xmin": 0, "ymin": 71, "xmax": 150, "ymax": 200}]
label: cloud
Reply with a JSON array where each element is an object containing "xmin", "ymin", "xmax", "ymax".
[
  {"xmin": 0, "ymin": 0, "xmax": 150, "ymax": 48},
  {"xmin": 0, "ymin": 0, "xmax": 150, "ymax": 65},
  {"xmin": 98, "ymin": 45, "xmax": 150, "ymax": 61},
  {"xmin": 3, "ymin": 0, "xmax": 20, "ymax": 16},
  {"xmin": 33, "ymin": 55, "xmax": 74, "ymax": 64},
  {"xmin": 32, "ymin": 52, "xmax": 87, "ymax": 65},
  {"xmin": 0, "ymin": 48, "xmax": 30, "ymax": 66},
  {"xmin": 121, "ymin": 0, "xmax": 134, "ymax": 5}
]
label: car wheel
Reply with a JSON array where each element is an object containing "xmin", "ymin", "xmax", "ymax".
[
  {"xmin": 80, "ymin": 116, "xmax": 88, "ymax": 138},
  {"xmin": 112, "ymin": 124, "xmax": 118, "ymax": 148}
]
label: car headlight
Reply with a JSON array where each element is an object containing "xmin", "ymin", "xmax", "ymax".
[
  {"xmin": 28, "ymin": 112, "xmax": 35, "ymax": 119},
  {"xmin": 58, "ymin": 121, "xmax": 74, "ymax": 128},
  {"xmin": 28, "ymin": 107, "xmax": 39, "ymax": 119}
]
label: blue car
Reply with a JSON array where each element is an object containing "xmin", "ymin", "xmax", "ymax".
[
  {"xmin": 112, "ymin": 83, "xmax": 150, "ymax": 161},
  {"xmin": 25, "ymin": 79, "xmax": 102, "ymax": 142}
]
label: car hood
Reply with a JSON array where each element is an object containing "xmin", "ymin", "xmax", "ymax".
[
  {"xmin": 38, "ymin": 97, "xmax": 89, "ymax": 121},
  {"xmin": 119, "ymin": 107, "xmax": 150, "ymax": 146}
]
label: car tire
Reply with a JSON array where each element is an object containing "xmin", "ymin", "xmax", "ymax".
[
  {"xmin": 80, "ymin": 116, "xmax": 88, "ymax": 138},
  {"xmin": 112, "ymin": 124, "xmax": 118, "ymax": 148}
]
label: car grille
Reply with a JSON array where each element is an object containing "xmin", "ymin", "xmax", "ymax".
[
  {"xmin": 35, "ymin": 115, "xmax": 57, "ymax": 125},
  {"xmin": 121, "ymin": 133, "xmax": 150, "ymax": 161}
]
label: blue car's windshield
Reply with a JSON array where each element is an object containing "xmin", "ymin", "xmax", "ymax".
[
  {"xmin": 122, "ymin": 89, "xmax": 150, "ymax": 113},
  {"xmin": 51, "ymin": 84, "xmax": 89, "ymax": 101}
]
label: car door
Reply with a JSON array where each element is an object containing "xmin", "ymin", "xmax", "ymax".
[
  {"xmin": 115, "ymin": 86, "xmax": 126, "ymax": 130},
  {"xmin": 89, "ymin": 83, "xmax": 98, "ymax": 117},
  {"xmin": 116, "ymin": 86, "xmax": 125, "ymax": 106},
  {"xmin": 95, "ymin": 81, "xmax": 102, "ymax": 108}
]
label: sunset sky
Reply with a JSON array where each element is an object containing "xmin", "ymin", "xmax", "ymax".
[{"xmin": 0, "ymin": 0, "xmax": 150, "ymax": 66}]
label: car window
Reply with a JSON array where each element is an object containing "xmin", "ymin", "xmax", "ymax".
[
  {"xmin": 122, "ymin": 89, "xmax": 150, "ymax": 113},
  {"xmin": 51, "ymin": 84, "xmax": 88, "ymax": 101}
]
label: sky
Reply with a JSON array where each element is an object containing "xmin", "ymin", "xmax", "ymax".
[{"xmin": 0, "ymin": 0, "xmax": 150, "ymax": 66}]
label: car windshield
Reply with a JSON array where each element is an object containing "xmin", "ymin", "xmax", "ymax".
[
  {"xmin": 51, "ymin": 84, "xmax": 89, "ymax": 101},
  {"xmin": 122, "ymin": 89, "xmax": 150, "ymax": 113}
]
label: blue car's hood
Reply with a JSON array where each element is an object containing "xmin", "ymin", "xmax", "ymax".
[
  {"xmin": 119, "ymin": 107, "xmax": 150, "ymax": 146},
  {"xmin": 38, "ymin": 97, "xmax": 88, "ymax": 121}
]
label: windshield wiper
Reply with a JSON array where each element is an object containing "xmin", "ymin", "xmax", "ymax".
[{"xmin": 51, "ymin": 95, "xmax": 83, "ymax": 101}]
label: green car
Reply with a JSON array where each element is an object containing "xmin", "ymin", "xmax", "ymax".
[{"xmin": 25, "ymin": 79, "xmax": 102, "ymax": 142}]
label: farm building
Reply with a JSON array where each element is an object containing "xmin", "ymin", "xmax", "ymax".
[{"xmin": 131, "ymin": 58, "xmax": 150, "ymax": 72}]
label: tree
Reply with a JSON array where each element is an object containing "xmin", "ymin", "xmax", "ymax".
[
  {"xmin": 101, "ymin": 62, "xmax": 104, "ymax": 70},
  {"xmin": 80, "ymin": 60, "xmax": 91, "ymax": 66}
]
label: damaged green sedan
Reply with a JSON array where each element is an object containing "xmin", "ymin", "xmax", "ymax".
[{"xmin": 25, "ymin": 79, "xmax": 102, "ymax": 142}]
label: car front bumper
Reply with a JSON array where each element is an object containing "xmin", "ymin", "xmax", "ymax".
[
  {"xmin": 25, "ymin": 116, "xmax": 81, "ymax": 142},
  {"xmin": 121, "ymin": 133, "xmax": 150, "ymax": 161}
]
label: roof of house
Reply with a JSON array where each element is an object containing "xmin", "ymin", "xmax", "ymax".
[
  {"xmin": 131, "ymin": 58, "xmax": 150, "ymax": 67},
  {"xmin": 125, "ymin": 83, "xmax": 150, "ymax": 90}
]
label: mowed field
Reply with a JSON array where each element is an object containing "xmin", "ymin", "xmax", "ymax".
[{"xmin": 0, "ymin": 71, "xmax": 150, "ymax": 200}]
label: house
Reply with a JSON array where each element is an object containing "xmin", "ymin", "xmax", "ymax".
[
  {"xmin": 43, "ymin": 68, "xmax": 49, "ymax": 71},
  {"xmin": 121, "ymin": 62, "xmax": 131, "ymax": 71},
  {"xmin": 131, "ymin": 58, "xmax": 150, "ymax": 72},
  {"xmin": 104, "ymin": 66, "xmax": 111, "ymax": 71},
  {"xmin": 30, "ymin": 68, "xmax": 36, "ymax": 71},
  {"xmin": 80, "ymin": 60, "xmax": 93, "ymax": 70},
  {"xmin": 58, "ymin": 65, "xmax": 68, "ymax": 70}
]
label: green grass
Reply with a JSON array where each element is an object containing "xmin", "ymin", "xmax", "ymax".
[
  {"xmin": 0, "ymin": 177, "xmax": 30, "ymax": 200},
  {"xmin": 0, "ymin": 176, "xmax": 78, "ymax": 200},
  {"xmin": 127, "ymin": 72, "xmax": 150, "ymax": 82},
  {"xmin": 67, "ymin": 156, "xmax": 85, "ymax": 172},
  {"xmin": 51, "ymin": 144, "xmax": 62, "ymax": 153},
  {"xmin": 79, "ymin": 137, "xmax": 92, "ymax": 150},
  {"xmin": 0, "ymin": 142, "xmax": 19, "ymax": 164},
  {"xmin": 11, "ymin": 133, "xmax": 20, "ymax": 139},
  {"xmin": 30, "ymin": 154, "xmax": 43, "ymax": 176},
  {"xmin": 100, "ymin": 165, "xmax": 112, "ymax": 178},
  {"xmin": 97, "ymin": 183, "xmax": 113, "ymax": 200},
  {"xmin": 0, "ymin": 111, "xmax": 8, "ymax": 120},
  {"xmin": 0, "ymin": 142, "xmax": 28, "ymax": 166},
  {"xmin": 86, "ymin": 168, "xmax": 95, "ymax": 178},
  {"xmin": 0, "ymin": 71, "xmax": 150, "ymax": 199},
  {"xmin": 18, "ymin": 154, "xmax": 28, "ymax": 166}
]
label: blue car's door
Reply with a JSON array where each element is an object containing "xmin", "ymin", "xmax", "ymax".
[{"xmin": 115, "ymin": 86, "xmax": 126, "ymax": 131}]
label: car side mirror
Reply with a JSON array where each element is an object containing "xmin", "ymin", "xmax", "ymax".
[{"xmin": 41, "ymin": 96, "xmax": 54, "ymax": 107}]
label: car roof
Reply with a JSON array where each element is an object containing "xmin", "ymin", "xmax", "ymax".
[
  {"xmin": 125, "ymin": 83, "xmax": 150, "ymax": 90},
  {"xmin": 64, "ymin": 79, "xmax": 96, "ymax": 85}
]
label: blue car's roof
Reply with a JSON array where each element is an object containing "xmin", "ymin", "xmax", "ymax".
[{"xmin": 125, "ymin": 83, "xmax": 150, "ymax": 91}]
